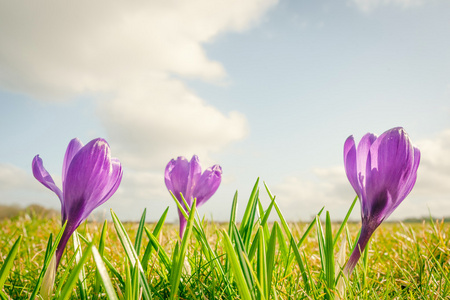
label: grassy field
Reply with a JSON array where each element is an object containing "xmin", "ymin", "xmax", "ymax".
[{"xmin": 1, "ymin": 188, "xmax": 449, "ymax": 299}]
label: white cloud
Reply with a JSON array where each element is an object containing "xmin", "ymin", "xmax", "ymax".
[
  {"xmin": 351, "ymin": 0, "xmax": 425, "ymax": 12},
  {"xmin": 413, "ymin": 129, "xmax": 450, "ymax": 197},
  {"xmin": 0, "ymin": 1, "xmax": 277, "ymax": 99},
  {"xmin": 0, "ymin": 0, "xmax": 277, "ymax": 213},
  {"xmin": 101, "ymin": 77, "xmax": 249, "ymax": 169}
]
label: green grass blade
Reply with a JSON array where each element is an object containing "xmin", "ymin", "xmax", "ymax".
[
  {"xmin": 54, "ymin": 248, "xmax": 79, "ymax": 297},
  {"xmin": 231, "ymin": 223, "xmax": 256, "ymax": 297},
  {"xmin": 316, "ymin": 215, "xmax": 326, "ymax": 274},
  {"xmin": 297, "ymin": 207, "xmax": 325, "ymax": 248},
  {"xmin": 169, "ymin": 242, "xmax": 180, "ymax": 286},
  {"xmin": 266, "ymin": 223, "xmax": 278, "ymax": 299},
  {"xmin": 242, "ymin": 254, "xmax": 266, "ymax": 300},
  {"xmin": 30, "ymin": 221, "xmax": 67, "ymax": 300},
  {"xmin": 221, "ymin": 230, "xmax": 253, "ymax": 300},
  {"xmin": 248, "ymin": 230, "xmax": 260, "ymax": 261},
  {"xmin": 424, "ymin": 243, "xmax": 450, "ymax": 286},
  {"xmin": 92, "ymin": 245, "xmax": 119, "ymax": 300},
  {"xmin": 241, "ymin": 190, "xmax": 259, "ymax": 251},
  {"xmin": 73, "ymin": 230, "xmax": 88, "ymax": 300},
  {"xmin": 228, "ymin": 190, "xmax": 238, "ymax": 236},
  {"xmin": 111, "ymin": 209, "xmax": 152, "ymax": 300},
  {"xmin": 239, "ymin": 179, "xmax": 260, "ymax": 250},
  {"xmin": 0, "ymin": 290, "xmax": 7, "ymax": 300},
  {"xmin": 0, "ymin": 235, "xmax": 22, "ymax": 289},
  {"xmin": 333, "ymin": 196, "xmax": 358, "ymax": 246},
  {"xmin": 289, "ymin": 234, "xmax": 309, "ymax": 293},
  {"xmin": 274, "ymin": 225, "xmax": 288, "ymax": 260},
  {"xmin": 325, "ymin": 211, "xmax": 335, "ymax": 297},
  {"xmin": 93, "ymin": 220, "xmax": 108, "ymax": 300},
  {"xmin": 362, "ymin": 242, "xmax": 369, "ymax": 289},
  {"xmin": 58, "ymin": 243, "xmax": 93, "ymax": 300},
  {"xmin": 191, "ymin": 217, "xmax": 235, "ymax": 297},
  {"xmin": 264, "ymin": 182, "xmax": 312, "ymax": 292},
  {"xmin": 134, "ymin": 208, "xmax": 147, "ymax": 255},
  {"xmin": 169, "ymin": 198, "xmax": 197, "ymax": 300},
  {"xmin": 132, "ymin": 260, "xmax": 140, "ymax": 300},
  {"xmin": 170, "ymin": 191, "xmax": 188, "ymax": 220},
  {"xmin": 240, "ymin": 178, "xmax": 259, "ymax": 230},
  {"xmin": 144, "ymin": 227, "xmax": 171, "ymax": 272},
  {"xmin": 99, "ymin": 220, "xmax": 108, "ymax": 256},
  {"xmin": 257, "ymin": 226, "xmax": 268, "ymax": 300},
  {"xmin": 256, "ymin": 198, "xmax": 271, "ymax": 247},
  {"xmin": 259, "ymin": 196, "xmax": 276, "ymax": 229},
  {"xmin": 142, "ymin": 207, "xmax": 168, "ymax": 271},
  {"xmin": 125, "ymin": 258, "xmax": 132, "ymax": 300},
  {"xmin": 103, "ymin": 257, "xmax": 125, "ymax": 287},
  {"xmin": 152, "ymin": 207, "xmax": 169, "ymax": 237}
]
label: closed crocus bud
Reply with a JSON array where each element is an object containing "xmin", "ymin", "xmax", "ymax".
[
  {"xmin": 343, "ymin": 127, "xmax": 420, "ymax": 275},
  {"xmin": 165, "ymin": 155, "xmax": 222, "ymax": 238},
  {"xmin": 33, "ymin": 138, "xmax": 123, "ymax": 267}
]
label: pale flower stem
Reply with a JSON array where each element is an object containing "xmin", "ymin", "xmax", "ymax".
[{"xmin": 40, "ymin": 253, "xmax": 57, "ymax": 300}]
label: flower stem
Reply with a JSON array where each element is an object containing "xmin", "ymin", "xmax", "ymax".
[
  {"xmin": 55, "ymin": 221, "xmax": 77, "ymax": 268},
  {"xmin": 344, "ymin": 222, "xmax": 377, "ymax": 276}
]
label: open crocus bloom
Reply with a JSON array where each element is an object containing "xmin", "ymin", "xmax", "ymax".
[
  {"xmin": 343, "ymin": 127, "xmax": 420, "ymax": 275},
  {"xmin": 33, "ymin": 138, "xmax": 122, "ymax": 267},
  {"xmin": 165, "ymin": 155, "xmax": 222, "ymax": 237}
]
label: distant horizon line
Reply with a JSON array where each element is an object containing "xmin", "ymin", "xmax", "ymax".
[{"xmin": 1, "ymin": 203, "xmax": 447, "ymax": 224}]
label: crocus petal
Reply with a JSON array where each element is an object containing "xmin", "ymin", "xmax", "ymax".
[
  {"xmin": 383, "ymin": 146, "xmax": 421, "ymax": 219},
  {"xmin": 81, "ymin": 157, "xmax": 123, "ymax": 222},
  {"xmin": 164, "ymin": 159, "xmax": 176, "ymax": 194},
  {"xmin": 356, "ymin": 132, "xmax": 377, "ymax": 186},
  {"xmin": 32, "ymin": 155, "xmax": 63, "ymax": 203},
  {"xmin": 365, "ymin": 128, "xmax": 415, "ymax": 220},
  {"xmin": 63, "ymin": 138, "xmax": 119, "ymax": 225},
  {"xmin": 397, "ymin": 146, "xmax": 421, "ymax": 200},
  {"xmin": 194, "ymin": 165, "xmax": 222, "ymax": 207},
  {"xmin": 62, "ymin": 138, "xmax": 83, "ymax": 188},
  {"xmin": 185, "ymin": 155, "xmax": 202, "ymax": 202},
  {"xmin": 96, "ymin": 158, "xmax": 123, "ymax": 205},
  {"xmin": 355, "ymin": 133, "xmax": 377, "ymax": 215},
  {"xmin": 343, "ymin": 136, "xmax": 359, "ymax": 195},
  {"xmin": 165, "ymin": 157, "xmax": 190, "ymax": 203}
]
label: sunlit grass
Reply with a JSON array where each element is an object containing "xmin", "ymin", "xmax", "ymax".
[{"xmin": 1, "ymin": 182, "xmax": 449, "ymax": 299}]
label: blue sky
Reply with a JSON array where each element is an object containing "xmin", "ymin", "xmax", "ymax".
[{"xmin": 1, "ymin": 0, "xmax": 449, "ymax": 223}]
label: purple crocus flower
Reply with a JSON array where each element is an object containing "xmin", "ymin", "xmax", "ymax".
[
  {"xmin": 165, "ymin": 155, "xmax": 222, "ymax": 237},
  {"xmin": 32, "ymin": 138, "xmax": 123, "ymax": 267},
  {"xmin": 343, "ymin": 127, "xmax": 420, "ymax": 275}
]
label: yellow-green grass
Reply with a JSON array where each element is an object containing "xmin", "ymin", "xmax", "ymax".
[{"xmin": 1, "ymin": 210, "xmax": 449, "ymax": 299}]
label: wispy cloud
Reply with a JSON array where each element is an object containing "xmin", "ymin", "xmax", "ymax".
[
  {"xmin": 0, "ymin": 1, "xmax": 278, "ymax": 216},
  {"xmin": 0, "ymin": 1, "xmax": 277, "ymax": 167},
  {"xmin": 351, "ymin": 0, "xmax": 425, "ymax": 12},
  {"xmin": 414, "ymin": 129, "xmax": 450, "ymax": 197}
]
